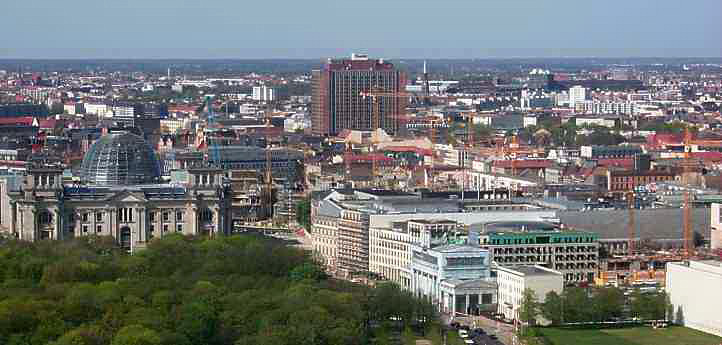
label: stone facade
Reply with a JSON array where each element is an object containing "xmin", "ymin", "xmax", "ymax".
[{"xmin": 3, "ymin": 166, "xmax": 232, "ymax": 252}]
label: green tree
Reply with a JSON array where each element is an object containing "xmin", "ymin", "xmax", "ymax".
[
  {"xmin": 295, "ymin": 199, "xmax": 311, "ymax": 231},
  {"xmin": 518, "ymin": 288, "xmax": 540, "ymax": 326},
  {"xmin": 111, "ymin": 325, "xmax": 162, "ymax": 345},
  {"xmin": 541, "ymin": 291, "xmax": 563, "ymax": 325},
  {"xmin": 591, "ymin": 287, "xmax": 624, "ymax": 322}
]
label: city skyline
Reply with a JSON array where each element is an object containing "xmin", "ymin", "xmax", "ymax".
[{"xmin": 3, "ymin": 0, "xmax": 722, "ymax": 59}]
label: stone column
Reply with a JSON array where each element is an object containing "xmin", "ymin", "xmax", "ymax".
[{"xmin": 137, "ymin": 207, "xmax": 145, "ymax": 246}]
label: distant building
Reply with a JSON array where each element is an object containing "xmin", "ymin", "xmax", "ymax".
[
  {"xmin": 496, "ymin": 265, "xmax": 564, "ymax": 325},
  {"xmin": 569, "ymin": 85, "xmax": 586, "ymax": 108},
  {"xmin": 312, "ymin": 53, "xmax": 406, "ymax": 136},
  {"xmin": 0, "ymin": 103, "xmax": 48, "ymax": 118},
  {"xmin": 580, "ymin": 145, "xmax": 643, "ymax": 159},
  {"xmin": 666, "ymin": 261, "xmax": 722, "ymax": 337},
  {"xmin": 252, "ymin": 86, "xmax": 276, "ymax": 102},
  {"xmin": 605, "ymin": 169, "xmax": 675, "ymax": 193}
]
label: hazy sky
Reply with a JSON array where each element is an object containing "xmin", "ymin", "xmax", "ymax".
[{"xmin": 3, "ymin": 0, "xmax": 721, "ymax": 59}]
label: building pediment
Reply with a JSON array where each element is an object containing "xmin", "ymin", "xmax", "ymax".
[{"xmin": 105, "ymin": 191, "xmax": 148, "ymax": 203}]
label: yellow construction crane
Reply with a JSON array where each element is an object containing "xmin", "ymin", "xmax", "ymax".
[{"xmin": 359, "ymin": 89, "xmax": 413, "ymax": 187}]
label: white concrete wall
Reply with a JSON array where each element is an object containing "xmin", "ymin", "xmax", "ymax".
[
  {"xmin": 711, "ymin": 204, "xmax": 722, "ymax": 250},
  {"xmin": 666, "ymin": 261, "xmax": 722, "ymax": 337}
]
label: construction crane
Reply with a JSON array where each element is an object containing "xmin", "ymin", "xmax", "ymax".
[
  {"xmin": 264, "ymin": 102, "xmax": 274, "ymax": 222},
  {"xmin": 627, "ymin": 189, "xmax": 636, "ymax": 257},
  {"xmin": 359, "ymin": 89, "xmax": 412, "ymax": 187},
  {"xmin": 682, "ymin": 127, "xmax": 695, "ymax": 258},
  {"xmin": 205, "ymin": 95, "xmax": 221, "ymax": 167}
]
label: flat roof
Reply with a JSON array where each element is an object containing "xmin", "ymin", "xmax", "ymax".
[{"xmin": 498, "ymin": 265, "xmax": 561, "ymax": 277}]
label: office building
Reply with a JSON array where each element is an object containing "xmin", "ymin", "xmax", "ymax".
[
  {"xmin": 311, "ymin": 189, "xmax": 556, "ymax": 279},
  {"xmin": 569, "ymin": 85, "xmax": 586, "ymax": 108},
  {"xmin": 666, "ymin": 261, "xmax": 722, "ymax": 337},
  {"xmin": 410, "ymin": 244, "xmax": 497, "ymax": 315},
  {"xmin": 496, "ymin": 265, "xmax": 564, "ymax": 325},
  {"xmin": 312, "ymin": 53, "xmax": 406, "ymax": 136},
  {"xmin": 479, "ymin": 222, "xmax": 599, "ymax": 283}
]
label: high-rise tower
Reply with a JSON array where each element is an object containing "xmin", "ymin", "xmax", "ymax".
[{"xmin": 312, "ymin": 54, "xmax": 406, "ymax": 136}]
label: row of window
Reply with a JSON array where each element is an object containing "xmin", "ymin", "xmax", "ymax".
[{"xmin": 77, "ymin": 209, "xmax": 213, "ymax": 224}]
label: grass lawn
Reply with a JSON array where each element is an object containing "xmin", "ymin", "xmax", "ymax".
[{"xmin": 539, "ymin": 326, "xmax": 722, "ymax": 345}]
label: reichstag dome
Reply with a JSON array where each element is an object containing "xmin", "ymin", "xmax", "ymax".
[{"xmin": 79, "ymin": 131, "xmax": 161, "ymax": 185}]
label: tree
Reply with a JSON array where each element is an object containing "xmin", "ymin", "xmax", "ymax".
[
  {"xmin": 111, "ymin": 325, "xmax": 162, "ymax": 345},
  {"xmin": 518, "ymin": 288, "xmax": 540, "ymax": 326},
  {"xmin": 591, "ymin": 287, "xmax": 624, "ymax": 322},
  {"xmin": 561, "ymin": 287, "xmax": 590, "ymax": 323},
  {"xmin": 295, "ymin": 199, "xmax": 311, "ymax": 231},
  {"xmin": 541, "ymin": 291, "xmax": 563, "ymax": 325}
]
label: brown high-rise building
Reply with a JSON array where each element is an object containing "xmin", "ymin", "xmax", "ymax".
[{"xmin": 312, "ymin": 54, "xmax": 406, "ymax": 136}]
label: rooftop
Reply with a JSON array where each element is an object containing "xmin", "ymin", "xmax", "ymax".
[{"xmin": 498, "ymin": 265, "xmax": 562, "ymax": 277}]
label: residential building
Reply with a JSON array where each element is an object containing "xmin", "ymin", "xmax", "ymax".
[
  {"xmin": 569, "ymin": 85, "xmax": 586, "ymax": 108},
  {"xmin": 312, "ymin": 53, "xmax": 406, "ymax": 136},
  {"xmin": 252, "ymin": 86, "xmax": 276, "ymax": 102},
  {"xmin": 496, "ymin": 265, "xmax": 564, "ymax": 324},
  {"xmin": 666, "ymin": 261, "xmax": 722, "ymax": 337},
  {"xmin": 606, "ymin": 169, "xmax": 676, "ymax": 193}
]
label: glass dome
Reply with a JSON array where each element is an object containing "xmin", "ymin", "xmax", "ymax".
[{"xmin": 80, "ymin": 131, "xmax": 161, "ymax": 185}]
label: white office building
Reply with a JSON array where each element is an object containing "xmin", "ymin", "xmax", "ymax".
[
  {"xmin": 252, "ymin": 86, "xmax": 276, "ymax": 102},
  {"xmin": 666, "ymin": 261, "xmax": 722, "ymax": 337},
  {"xmin": 496, "ymin": 265, "xmax": 564, "ymax": 325},
  {"xmin": 569, "ymin": 85, "xmax": 586, "ymax": 108},
  {"xmin": 410, "ymin": 244, "xmax": 497, "ymax": 315}
]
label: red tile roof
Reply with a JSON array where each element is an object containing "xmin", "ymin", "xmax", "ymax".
[
  {"xmin": 0, "ymin": 117, "xmax": 35, "ymax": 126},
  {"xmin": 493, "ymin": 159, "xmax": 552, "ymax": 169}
]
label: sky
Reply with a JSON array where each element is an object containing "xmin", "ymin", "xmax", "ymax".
[{"xmin": 2, "ymin": 0, "xmax": 721, "ymax": 59}]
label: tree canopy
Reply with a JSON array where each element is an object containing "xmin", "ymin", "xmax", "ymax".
[{"xmin": 0, "ymin": 234, "xmax": 434, "ymax": 345}]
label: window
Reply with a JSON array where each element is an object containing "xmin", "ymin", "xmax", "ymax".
[
  {"xmin": 176, "ymin": 211, "xmax": 184, "ymax": 222},
  {"xmin": 39, "ymin": 211, "xmax": 53, "ymax": 226},
  {"xmin": 176, "ymin": 224, "xmax": 183, "ymax": 232},
  {"xmin": 162, "ymin": 224, "xmax": 169, "ymax": 233},
  {"xmin": 34, "ymin": 175, "xmax": 40, "ymax": 187},
  {"xmin": 82, "ymin": 213, "xmax": 89, "ymax": 222},
  {"xmin": 149, "ymin": 212, "xmax": 156, "ymax": 222},
  {"xmin": 200, "ymin": 209, "xmax": 213, "ymax": 223},
  {"xmin": 95, "ymin": 212, "xmax": 103, "ymax": 222},
  {"xmin": 163, "ymin": 212, "xmax": 169, "ymax": 222},
  {"xmin": 82, "ymin": 225, "xmax": 89, "ymax": 233},
  {"xmin": 96, "ymin": 225, "xmax": 102, "ymax": 233},
  {"xmin": 48, "ymin": 175, "xmax": 54, "ymax": 187},
  {"xmin": 149, "ymin": 224, "xmax": 155, "ymax": 233}
]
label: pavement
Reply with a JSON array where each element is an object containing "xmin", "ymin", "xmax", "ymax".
[{"xmin": 445, "ymin": 313, "xmax": 517, "ymax": 345}]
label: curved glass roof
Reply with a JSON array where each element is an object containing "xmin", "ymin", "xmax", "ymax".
[{"xmin": 80, "ymin": 132, "xmax": 161, "ymax": 186}]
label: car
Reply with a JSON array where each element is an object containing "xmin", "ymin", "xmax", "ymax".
[
  {"xmin": 450, "ymin": 322, "xmax": 460, "ymax": 329},
  {"xmin": 459, "ymin": 325, "xmax": 471, "ymax": 331},
  {"xmin": 471, "ymin": 328, "xmax": 485, "ymax": 335}
]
